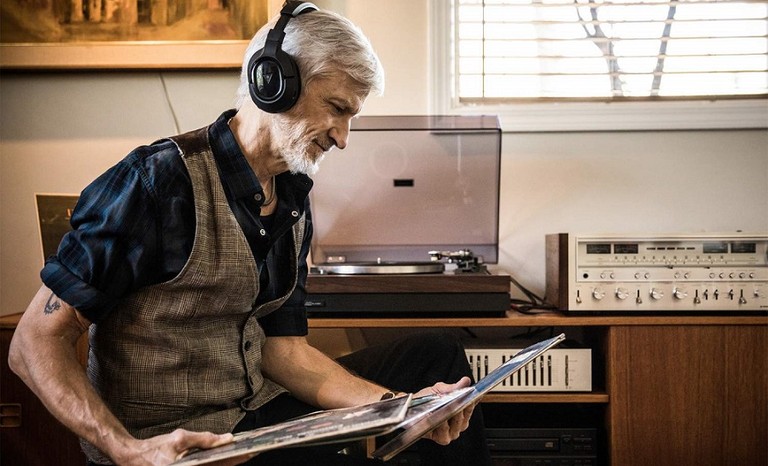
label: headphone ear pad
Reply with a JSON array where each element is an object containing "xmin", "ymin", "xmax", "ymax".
[{"xmin": 248, "ymin": 47, "xmax": 302, "ymax": 114}]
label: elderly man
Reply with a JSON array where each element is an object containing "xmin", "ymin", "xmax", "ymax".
[{"xmin": 9, "ymin": 2, "xmax": 491, "ymax": 465}]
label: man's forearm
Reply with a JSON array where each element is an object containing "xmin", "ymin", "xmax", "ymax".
[
  {"xmin": 9, "ymin": 287, "xmax": 137, "ymax": 463},
  {"xmin": 261, "ymin": 336, "xmax": 390, "ymax": 409}
]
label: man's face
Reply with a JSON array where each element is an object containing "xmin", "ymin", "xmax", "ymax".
[{"xmin": 271, "ymin": 71, "xmax": 368, "ymax": 175}]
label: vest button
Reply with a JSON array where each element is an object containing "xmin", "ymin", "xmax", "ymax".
[
  {"xmin": 291, "ymin": 210, "xmax": 299, "ymax": 217},
  {"xmin": 244, "ymin": 340, "xmax": 252, "ymax": 351},
  {"xmin": 259, "ymin": 229, "xmax": 267, "ymax": 236},
  {"xmin": 254, "ymin": 193, "xmax": 263, "ymax": 202}
]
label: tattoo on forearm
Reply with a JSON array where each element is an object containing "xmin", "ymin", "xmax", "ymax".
[{"xmin": 44, "ymin": 293, "xmax": 61, "ymax": 315}]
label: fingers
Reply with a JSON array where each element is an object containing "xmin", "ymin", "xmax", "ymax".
[
  {"xmin": 413, "ymin": 377, "xmax": 477, "ymax": 446},
  {"xmin": 167, "ymin": 429, "xmax": 235, "ymax": 465},
  {"xmin": 170, "ymin": 431, "xmax": 258, "ymax": 466},
  {"xmin": 429, "ymin": 421, "xmax": 453, "ymax": 446},
  {"xmin": 433, "ymin": 376, "xmax": 472, "ymax": 394},
  {"xmin": 425, "ymin": 405, "xmax": 474, "ymax": 445},
  {"xmin": 172, "ymin": 429, "xmax": 234, "ymax": 455},
  {"xmin": 414, "ymin": 376, "xmax": 473, "ymax": 398},
  {"xmin": 453, "ymin": 376, "xmax": 472, "ymax": 390}
]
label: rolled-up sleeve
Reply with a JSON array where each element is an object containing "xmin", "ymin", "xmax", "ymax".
[{"xmin": 41, "ymin": 144, "xmax": 187, "ymax": 324}]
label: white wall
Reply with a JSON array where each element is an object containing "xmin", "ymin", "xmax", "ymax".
[
  {"xmin": 496, "ymin": 130, "xmax": 768, "ymax": 297},
  {"xmin": 1, "ymin": 0, "xmax": 767, "ymax": 317},
  {"xmin": 0, "ymin": 72, "xmax": 243, "ymax": 316}
]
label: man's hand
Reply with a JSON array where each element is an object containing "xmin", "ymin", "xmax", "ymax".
[
  {"xmin": 412, "ymin": 376, "xmax": 476, "ymax": 445},
  {"xmin": 122, "ymin": 429, "xmax": 251, "ymax": 466}
]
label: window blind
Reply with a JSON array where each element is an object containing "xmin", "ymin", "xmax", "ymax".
[{"xmin": 455, "ymin": 0, "xmax": 768, "ymax": 102}]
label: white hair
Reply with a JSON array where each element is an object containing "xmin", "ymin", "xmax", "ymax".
[{"xmin": 234, "ymin": 8, "xmax": 385, "ymax": 110}]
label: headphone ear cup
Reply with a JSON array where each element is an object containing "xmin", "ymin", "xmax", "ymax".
[
  {"xmin": 246, "ymin": 1, "xmax": 316, "ymax": 113},
  {"xmin": 248, "ymin": 48, "xmax": 302, "ymax": 114}
]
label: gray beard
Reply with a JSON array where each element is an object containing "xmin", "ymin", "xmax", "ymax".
[{"xmin": 285, "ymin": 150, "xmax": 325, "ymax": 176}]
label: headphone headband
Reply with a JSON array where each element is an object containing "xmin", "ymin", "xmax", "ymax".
[{"xmin": 285, "ymin": 1, "xmax": 318, "ymax": 16}]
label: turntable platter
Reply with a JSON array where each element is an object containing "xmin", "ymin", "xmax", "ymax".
[{"xmin": 313, "ymin": 261, "xmax": 445, "ymax": 275}]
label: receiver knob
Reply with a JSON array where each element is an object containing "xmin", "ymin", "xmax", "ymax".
[
  {"xmin": 615, "ymin": 287, "xmax": 630, "ymax": 300},
  {"xmin": 592, "ymin": 287, "xmax": 606, "ymax": 300},
  {"xmin": 650, "ymin": 288, "xmax": 664, "ymax": 300},
  {"xmin": 673, "ymin": 287, "xmax": 688, "ymax": 300}
]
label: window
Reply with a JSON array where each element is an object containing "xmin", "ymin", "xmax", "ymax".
[{"xmin": 430, "ymin": 0, "xmax": 768, "ymax": 131}]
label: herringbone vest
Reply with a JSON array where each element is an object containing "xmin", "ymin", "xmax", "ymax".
[{"xmin": 81, "ymin": 126, "xmax": 306, "ymax": 463}]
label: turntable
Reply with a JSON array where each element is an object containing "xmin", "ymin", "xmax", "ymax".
[{"xmin": 305, "ymin": 115, "xmax": 510, "ymax": 316}]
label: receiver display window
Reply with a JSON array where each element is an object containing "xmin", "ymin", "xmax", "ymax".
[
  {"xmin": 731, "ymin": 242, "xmax": 756, "ymax": 254},
  {"xmin": 614, "ymin": 244, "xmax": 638, "ymax": 254},
  {"xmin": 586, "ymin": 243, "xmax": 611, "ymax": 254},
  {"xmin": 703, "ymin": 242, "xmax": 728, "ymax": 254}
]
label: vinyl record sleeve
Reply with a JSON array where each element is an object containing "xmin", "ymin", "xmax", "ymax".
[
  {"xmin": 372, "ymin": 333, "xmax": 566, "ymax": 461},
  {"xmin": 171, "ymin": 395, "xmax": 412, "ymax": 466}
]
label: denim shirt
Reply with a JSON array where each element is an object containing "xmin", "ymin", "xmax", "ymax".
[{"xmin": 41, "ymin": 110, "xmax": 313, "ymax": 336}]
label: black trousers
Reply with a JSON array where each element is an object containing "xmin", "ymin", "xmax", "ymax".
[{"xmin": 239, "ymin": 330, "xmax": 492, "ymax": 466}]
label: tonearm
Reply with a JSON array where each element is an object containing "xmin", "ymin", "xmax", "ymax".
[{"xmin": 428, "ymin": 249, "xmax": 487, "ymax": 273}]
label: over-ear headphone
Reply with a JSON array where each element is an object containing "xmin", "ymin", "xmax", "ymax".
[{"xmin": 248, "ymin": 1, "xmax": 319, "ymax": 113}]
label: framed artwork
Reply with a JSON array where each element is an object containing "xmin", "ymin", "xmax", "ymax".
[{"xmin": 0, "ymin": 0, "xmax": 280, "ymax": 70}]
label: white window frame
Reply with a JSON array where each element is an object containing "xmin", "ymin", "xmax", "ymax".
[{"xmin": 428, "ymin": 0, "xmax": 768, "ymax": 132}]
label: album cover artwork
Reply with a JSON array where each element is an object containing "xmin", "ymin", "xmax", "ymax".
[{"xmin": 171, "ymin": 395, "xmax": 411, "ymax": 466}]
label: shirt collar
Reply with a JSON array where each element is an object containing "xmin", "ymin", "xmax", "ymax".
[
  {"xmin": 208, "ymin": 109, "xmax": 259, "ymax": 201},
  {"xmin": 208, "ymin": 109, "xmax": 313, "ymax": 206}
]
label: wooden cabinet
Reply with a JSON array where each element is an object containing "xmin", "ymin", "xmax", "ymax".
[
  {"xmin": 607, "ymin": 324, "xmax": 767, "ymax": 466},
  {"xmin": 2, "ymin": 312, "xmax": 766, "ymax": 466},
  {"xmin": 308, "ymin": 313, "xmax": 768, "ymax": 466}
]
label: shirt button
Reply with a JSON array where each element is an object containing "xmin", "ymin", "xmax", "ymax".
[
  {"xmin": 254, "ymin": 193, "xmax": 263, "ymax": 202},
  {"xmin": 259, "ymin": 228, "xmax": 267, "ymax": 236},
  {"xmin": 291, "ymin": 210, "xmax": 299, "ymax": 217}
]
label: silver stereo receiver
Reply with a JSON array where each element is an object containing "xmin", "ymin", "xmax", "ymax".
[{"xmin": 546, "ymin": 233, "xmax": 768, "ymax": 313}]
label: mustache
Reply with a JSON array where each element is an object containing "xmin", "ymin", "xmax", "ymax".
[{"xmin": 314, "ymin": 138, "xmax": 334, "ymax": 152}]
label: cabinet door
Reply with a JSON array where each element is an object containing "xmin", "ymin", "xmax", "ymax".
[
  {"xmin": 607, "ymin": 325, "xmax": 768, "ymax": 466},
  {"xmin": 1, "ymin": 327, "xmax": 87, "ymax": 466}
]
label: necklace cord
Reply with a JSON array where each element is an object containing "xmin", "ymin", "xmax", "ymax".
[{"xmin": 262, "ymin": 175, "xmax": 277, "ymax": 206}]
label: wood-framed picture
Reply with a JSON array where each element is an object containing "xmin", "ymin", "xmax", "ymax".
[{"xmin": 0, "ymin": 0, "xmax": 281, "ymax": 70}]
